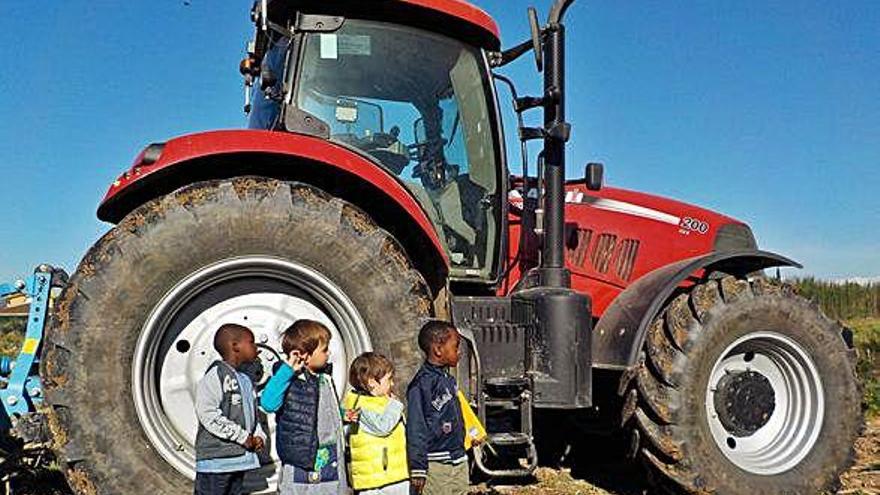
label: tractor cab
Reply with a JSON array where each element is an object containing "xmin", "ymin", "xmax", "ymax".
[{"xmin": 245, "ymin": 1, "xmax": 506, "ymax": 279}]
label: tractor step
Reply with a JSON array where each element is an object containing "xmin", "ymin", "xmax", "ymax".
[
  {"xmin": 484, "ymin": 399, "xmax": 520, "ymax": 409},
  {"xmin": 487, "ymin": 432, "xmax": 531, "ymax": 446},
  {"xmin": 478, "ymin": 380, "xmax": 538, "ymax": 477},
  {"xmin": 474, "ymin": 433, "xmax": 539, "ymax": 478},
  {"xmin": 485, "ymin": 376, "xmax": 530, "ymax": 398},
  {"xmin": 452, "ymin": 296, "xmax": 540, "ymax": 478}
]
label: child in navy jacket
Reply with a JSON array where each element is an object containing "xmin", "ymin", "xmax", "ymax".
[{"xmin": 406, "ymin": 321, "xmax": 468, "ymax": 495}]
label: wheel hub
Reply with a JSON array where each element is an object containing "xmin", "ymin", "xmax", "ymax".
[
  {"xmin": 704, "ymin": 331, "xmax": 825, "ymax": 475},
  {"xmin": 713, "ymin": 370, "xmax": 776, "ymax": 437}
]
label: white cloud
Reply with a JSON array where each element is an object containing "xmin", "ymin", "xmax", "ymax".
[{"xmin": 832, "ymin": 276, "xmax": 880, "ymax": 286}]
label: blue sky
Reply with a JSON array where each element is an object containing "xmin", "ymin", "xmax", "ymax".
[{"xmin": 1, "ymin": 1, "xmax": 877, "ymax": 282}]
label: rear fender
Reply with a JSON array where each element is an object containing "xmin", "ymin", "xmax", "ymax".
[
  {"xmin": 592, "ymin": 250, "xmax": 801, "ymax": 370},
  {"xmin": 98, "ymin": 130, "xmax": 449, "ymax": 291}
]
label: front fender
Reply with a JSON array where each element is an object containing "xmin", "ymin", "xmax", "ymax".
[
  {"xmin": 97, "ymin": 129, "xmax": 448, "ymax": 265},
  {"xmin": 592, "ymin": 250, "xmax": 801, "ymax": 370}
]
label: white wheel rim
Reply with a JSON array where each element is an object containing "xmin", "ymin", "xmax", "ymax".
[
  {"xmin": 705, "ymin": 331, "xmax": 824, "ymax": 475},
  {"xmin": 132, "ymin": 256, "xmax": 371, "ymax": 488}
]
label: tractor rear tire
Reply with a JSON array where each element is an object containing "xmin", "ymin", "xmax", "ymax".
[
  {"xmin": 40, "ymin": 177, "xmax": 432, "ymax": 494},
  {"xmin": 621, "ymin": 275, "xmax": 862, "ymax": 494}
]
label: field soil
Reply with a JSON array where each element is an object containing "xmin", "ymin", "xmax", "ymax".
[
  {"xmin": 17, "ymin": 417, "xmax": 877, "ymax": 495},
  {"xmin": 472, "ymin": 417, "xmax": 879, "ymax": 495}
]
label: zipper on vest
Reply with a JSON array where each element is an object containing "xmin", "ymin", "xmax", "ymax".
[
  {"xmin": 382, "ymin": 447, "xmax": 388, "ymax": 471},
  {"xmin": 311, "ymin": 375, "xmax": 320, "ymax": 467}
]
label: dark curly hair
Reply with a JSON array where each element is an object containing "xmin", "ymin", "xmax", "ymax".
[{"xmin": 417, "ymin": 320, "xmax": 457, "ymax": 355}]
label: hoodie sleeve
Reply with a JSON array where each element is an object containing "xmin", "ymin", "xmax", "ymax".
[
  {"xmin": 260, "ymin": 363, "xmax": 295, "ymax": 413},
  {"xmin": 358, "ymin": 398, "xmax": 404, "ymax": 437},
  {"xmin": 195, "ymin": 367, "xmax": 250, "ymax": 446},
  {"xmin": 406, "ymin": 383, "xmax": 429, "ymax": 478}
]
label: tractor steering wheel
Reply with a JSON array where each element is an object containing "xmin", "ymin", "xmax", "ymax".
[
  {"xmin": 407, "ymin": 137, "xmax": 451, "ymax": 189},
  {"xmin": 334, "ymin": 128, "xmax": 411, "ymax": 175}
]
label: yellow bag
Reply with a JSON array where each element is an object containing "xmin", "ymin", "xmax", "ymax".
[{"xmin": 457, "ymin": 390, "xmax": 487, "ymax": 450}]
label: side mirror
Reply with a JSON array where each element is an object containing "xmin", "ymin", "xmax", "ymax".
[
  {"xmin": 585, "ymin": 162, "xmax": 603, "ymax": 191},
  {"xmin": 260, "ymin": 63, "xmax": 277, "ymax": 91},
  {"xmin": 528, "ymin": 7, "xmax": 543, "ymax": 72}
]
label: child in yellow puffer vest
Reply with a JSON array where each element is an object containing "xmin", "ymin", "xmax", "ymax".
[{"xmin": 344, "ymin": 353, "xmax": 409, "ymax": 495}]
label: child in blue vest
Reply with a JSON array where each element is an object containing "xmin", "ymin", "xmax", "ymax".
[
  {"xmin": 261, "ymin": 320, "xmax": 348, "ymax": 494},
  {"xmin": 194, "ymin": 323, "xmax": 267, "ymax": 495}
]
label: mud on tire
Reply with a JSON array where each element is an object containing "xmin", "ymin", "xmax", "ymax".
[
  {"xmin": 620, "ymin": 276, "xmax": 862, "ymax": 494},
  {"xmin": 40, "ymin": 177, "xmax": 432, "ymax": 495}
]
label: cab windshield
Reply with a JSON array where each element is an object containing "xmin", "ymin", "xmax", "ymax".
[{"xmin": 253, "ymin": 19, "xmax": 501, "ymax": 278}]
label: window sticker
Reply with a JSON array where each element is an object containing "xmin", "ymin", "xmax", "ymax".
[
  {"xmin": 320, "ymin": 34, "xmax": 338, "ymax": 60},
  {"xmin": 338, "ymin": 35, "xmax": 372, "ymax": 56}
]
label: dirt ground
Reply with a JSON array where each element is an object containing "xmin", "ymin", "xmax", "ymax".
[
  {"xmin": 472, "ymin": 417, "xmax": 880, "ymax": 495},
  {"xmin": 9, "ymin": 417, "xmax": 878, "ymax": 494},
  {"xmin": 838, "ymin": 417, "xmax": 880, "ymax": 495}
]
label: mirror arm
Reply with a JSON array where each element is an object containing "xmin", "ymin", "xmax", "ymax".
[
  {"xmin": 488, "ymin": 39, "xmax": 535, "ymax": 68},
  {"xmin": 548, "ymin": 0, "xmax": 576, "ymax": 25}
]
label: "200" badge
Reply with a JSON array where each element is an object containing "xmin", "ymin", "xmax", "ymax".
[{"xmin": 680, "ymin": 216, "xmax": 709, "ymax": 235}]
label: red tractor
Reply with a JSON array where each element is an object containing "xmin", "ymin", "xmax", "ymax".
[{"xmin": 40, "ymin": 1, "xmax": 861, "ymax": 494}]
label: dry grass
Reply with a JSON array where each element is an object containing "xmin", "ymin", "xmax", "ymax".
[{"xmin": 851, "ymin": 318, "xmax": 880, "ymax": 417}]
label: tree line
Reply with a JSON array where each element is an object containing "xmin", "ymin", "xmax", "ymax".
[{"xmin": 792, "ymin": 278, "xmax": 880, "ymax": 320}]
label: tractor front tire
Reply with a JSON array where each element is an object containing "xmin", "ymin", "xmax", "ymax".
[
  {"xmin": 40, "ymin": 177, "xmax": 432, "ymax": 494},
  {"xmin": 621, "ymin": 276, "xmax": 862, "ymax": 494}
]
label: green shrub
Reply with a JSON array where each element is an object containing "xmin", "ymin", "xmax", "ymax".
[
  {"xmin": 848, "ymin": 318, "xmax": 880, "ymax": 418},
  {"xmin": 0, "ymin": 317, "xmax": 25, "ymax": 357}
]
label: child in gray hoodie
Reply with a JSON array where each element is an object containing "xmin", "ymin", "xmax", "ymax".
[{"xmin": 194, "ymin": 323, "xmax": 267, "ymax": 495}]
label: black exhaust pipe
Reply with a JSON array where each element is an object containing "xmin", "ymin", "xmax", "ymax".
[
  {"xmin": 539, "ymin": 14, "xmax": 569, "ymax": 288},
  {"xmin": 515, "ymin": 0, "xmax": 592, "ymax": 408}
]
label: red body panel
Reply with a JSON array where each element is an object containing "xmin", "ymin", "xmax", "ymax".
[
  {"xmin": 101, "ymin": 130, "xmax": 448, "ymax": 264},
  {"xmin": 400, "ymin": 0, "xmax": 500, "ymax": 41},
  {"xmin": 104, "ymin": 132, "xmax": 747, "ymax": 318},
  {"xmin": 504, "ymin": 182, "xmax": 746, "ymax": 316}
]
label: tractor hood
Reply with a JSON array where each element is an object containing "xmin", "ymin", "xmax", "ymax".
[
  {"xmin": 562, "ymin": 182, "xmax": 757, "ymax": 286},
  {"xmin": 567, "ymin": 183, "xmax": 756, "ymax": 251},
  {"xmin": 509, "ymin": 180, "xmax": 757, "ymax": 292}
]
